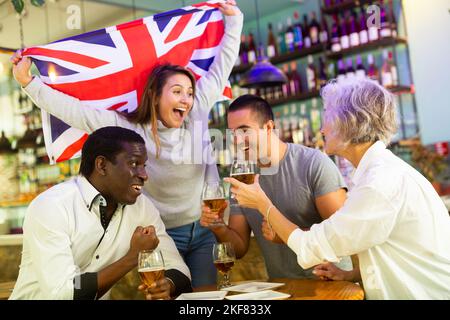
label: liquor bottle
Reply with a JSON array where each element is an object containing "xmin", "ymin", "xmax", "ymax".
[
  {"xmin": 337, "ymin": 59, "xmax": 346, "ymax": 84},
  {"xmin": 367, "ymin": 5, "xmax": 380, "ymax": 42},
  {"xmin": 358, "ymin": 8, "xmax": 369, "ymax": 45},
  {"xmin": 293, "ymin": 16, "xmax": 304, "ymax": 50},
  {"xmin": 348, "ymin": 10, "xmax": 360, "ymax": 47},
  {"xmin": 282, "ymin": 64, "xmax": 292, "ymax": 97},
  {"xmin": 239, "ymin": 34, "xmax": 248, "ymax": 66},
  {"xmin": 346, "ymin": 57, "xmax": 355, "ymax": 80},
  {"xmin": 267, "ymin": 23, "xmax": 278, "ymax": 58},
  {"xmin": 367, "ymin": 53, "xmax": 380, "ymax": 83},
  {"xmin": 277, "ymin": 22, "xmax": 287, "ymax": 54},
  {"xmin": 285, "ymin": 18, "xmax": 295, "ymax": 52},
  {"xmin": 380, "ymin": 3, "xmax": 392, "ymax": 38},
  {"xmin": 381, "ymin": 50, "xmax": 393, "ymax": 87},
  {"xmin": 327, "ymin": 61, "xmax": 336, "ymax": 80},
  {"xmin": 389, "ymin": 0, "xmax": 398, "ymax": 38},
  {"xmin": 282, "ymin": 106, "xmax": 293, "ymax": 143},
  {"xmin": 318, "ymin": 57, "xmax": 328, "ymax": 88},
  {"xmin": 290, "ymin": 61, "xmax": 302, "ymax": 96},
  {"xmin": 306, "ymin": 55, "xmax": 318, "ymax": 92},
  {"xmin": 340, "ymin": 13, "xmax": 350, "ymax": 50},
  {"xmin": 309, "ymin": 11, "xmax": 320, "ymax": 45},
  {"xmin": 382, "ymin": 50, "xmax": 398, "ymax": 87},
  {"xmin": 355, "ymin": 55, "xmax": 366, "ymax": 80},
  {"xmin": 303, "ymin": 14, "xmax": 312, "ymax": 48},
  {"xmin": 248, "ymin": 32, "xmax": 257, "ymax": 64},
  {"xmin": 330, "ymin": 14, "xmax": 341, "ymax": 52},
  {"xmin": 319, "ymin": 15, "xmax": 329, "ymax": 45}
]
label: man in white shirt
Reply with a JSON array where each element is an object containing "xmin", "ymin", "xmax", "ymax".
[
  {"xmin": 227, "ymin": 79, "xmax": 450, "ymax": 299},
  {"xmin": 10, "ymin": 126, "xmax": 191, "ymax": 300}
]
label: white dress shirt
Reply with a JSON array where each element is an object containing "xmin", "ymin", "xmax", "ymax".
[
  {"xmin": 288, "ymin": 141, "xmax": 450, "ymax": 299},
  {"xmin": 10, "ymin": 176, "xmax": 190, "ymax": 300}
]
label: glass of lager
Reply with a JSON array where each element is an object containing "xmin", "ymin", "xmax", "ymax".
[
  {"xmin": 138, "ymin": 250, "xmax": 165, "ymax": 290},
  {"xmin": 202, "ymin": 181, "xmax": 227, "ymax": 227}
]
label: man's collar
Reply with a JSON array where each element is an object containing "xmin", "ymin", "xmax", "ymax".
[{"xmin": 77, "ymin": 175, "xmax": 103, "ymax": 210}]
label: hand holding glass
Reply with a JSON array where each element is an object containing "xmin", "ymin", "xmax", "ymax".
[{"xmin": 202, "ymin": 182, "xmax": 227, "ymax": 227}]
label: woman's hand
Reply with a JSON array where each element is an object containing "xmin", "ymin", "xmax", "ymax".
[
  {"xmin": 312, "ymin": 262, "xmax": 355, "ymax": 282},
  {"xmin": 218, "ymin": 0, "xmax": 240, "ymax": 16},
  {"xmin": 10, "ymin": 49, "xmax": 33, "ymax": 87},
  {"xmin": 224, "ymin": 175, "xmax": 271, "ymax": 214},
  {"xmin": 261, "ymin": 218, "xmax": 284, "ymax": 244}
]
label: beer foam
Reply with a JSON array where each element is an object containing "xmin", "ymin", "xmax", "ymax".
[{"xmin": 138, "ymin": 267, "xmax": 165, "ymax": 273}]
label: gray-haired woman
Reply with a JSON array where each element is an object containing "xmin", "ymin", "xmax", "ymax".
[{"xmin": 226, "ymin": 79, "xmax": 450, "ymax": 299}]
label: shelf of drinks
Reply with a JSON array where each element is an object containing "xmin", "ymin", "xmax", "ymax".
[
  {"xmin": 321, "ymin": 0, "xmax": 375, "ymax": 15},
  {"xmin": 232, "ymin": 44, "xmax": 324, "ymax": 75},
  {"xmin": 267, "ymin": 90, "xmax": 321, "ymax": 107},
  {"xmin": 326, "ymin": 37, "xmax": 407, "ymax": 59}
]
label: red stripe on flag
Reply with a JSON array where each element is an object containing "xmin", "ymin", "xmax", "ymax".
[
  {"xmin": 192, "ymin": 2, "xmax": 220, "ymax": 8},
  {"xmin": 116, "ymin": 19, "xmax": 144, "ymax": 31},
  {"xmin": 23, "ymin": 48, "xmax": 109, "ymax": 69},
  {"xmin": 222, "ymin": 86, "xmax": 232, "ymax": 99},
  {"xmin": 107, "ymin": 101, "xmax": 128, "ymax": 111},
  {"xmin": 56, "ymin": 133, "xmax": 88, "ymax": 162},
  {"xmin": 165, "ymin": 14, "xmax": 193, "ymax": 44}
]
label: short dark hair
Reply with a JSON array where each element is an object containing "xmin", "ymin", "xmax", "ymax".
[
  {"xmin": 79, "ymin": 126, "xmax": 145, "ymax": 177},
  {"xmin": 227, "ymin": 94, "xmax": 274, "ymax": 126}
]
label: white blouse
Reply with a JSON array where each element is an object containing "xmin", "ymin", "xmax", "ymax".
[{"xmin": 288, "ymin": 141, "xmax": 450, "ymax": 299}]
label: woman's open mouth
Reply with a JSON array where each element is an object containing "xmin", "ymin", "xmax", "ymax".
[{"xmin": 173, "ymin": 107, "xmax": 187, "ymax": 121}]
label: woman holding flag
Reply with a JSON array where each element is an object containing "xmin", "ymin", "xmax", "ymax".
[{"xmin": 11, "ymin": 0, "xmax": 243, "ymax": 289}]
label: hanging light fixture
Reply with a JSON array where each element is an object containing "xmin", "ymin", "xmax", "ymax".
[{"xmin": 239, "ymin": 0, "xmax": 287, "ymax": 89}]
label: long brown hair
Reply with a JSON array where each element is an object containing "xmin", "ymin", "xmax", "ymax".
[{"xmin": 124, "ymin": 64, "xmax": 196, "ymax": 158}]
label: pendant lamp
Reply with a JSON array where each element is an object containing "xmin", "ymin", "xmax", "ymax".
[{"xmin": 239, "ymin": 0, "xmax": 287, "ymax": 88}]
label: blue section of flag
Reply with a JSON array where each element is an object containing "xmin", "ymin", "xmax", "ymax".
[
  {"xmin": 54, "ymin": 29, "xmax": 116, "ymax": 48},
  {"xmin": 191, "ymin": 57, "xmax": 215, "ymax": 71},
  {"xmin": 154, "ymin": 8, "xmax": 201, "ymax": 32},
  {"xmin": 34, "ymin": 60, "xmax": 78, "ymax": 77},
  {"xmin": 50, "ymin": 115, "xmax": 71, "ymax": 142},
  {"xmin": 197, "ymin": 10, "xmax": 214, "ymax": 25}
]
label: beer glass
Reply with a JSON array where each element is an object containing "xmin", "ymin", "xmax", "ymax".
[
  {"xmin": 213, "ymin": 242, "xmax": 236, "ymax": 289},
  {"xmin": 229, "ymin": 160, "xmax": 256, "ymax": 207},
  {"xmin": 230, "ymin": 160, "xmax": 256, "ymax": 184},
  {"xmin": 202, "ymin": 181, "xmax": 227, "ymax": 227},
  {"xmin": 138, "ymin": 250, "xmax": 165, "ymax": 289}
]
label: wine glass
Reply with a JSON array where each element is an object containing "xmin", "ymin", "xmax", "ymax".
[
  {"xmin": 213, "ymin": 242, "xmax": 236, "ymax": 289},
  {"xmin": 202, "ymin": 181, "xmax": 227, "ymax": 227},
  {"xmin": 138, "ymin": 250, "xmax": 165, "ymax": 289}
]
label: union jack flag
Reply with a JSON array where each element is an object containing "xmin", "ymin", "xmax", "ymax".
[{"xmin": 23, "ymin": 0, "xmax": 232, "ymax": 163}]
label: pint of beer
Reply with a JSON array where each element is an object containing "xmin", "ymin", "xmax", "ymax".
[
  {"xmin": 202, "ymin": 182, "xmax": 227, "ymax": 226},
  {"xmin": 230, "ymin": 160, "xmax": 256, "ymax": 184},
  {"xmin": 204, "ymin": 198, "xmax": 227, "ymax": 213},
  {"xmin": 230, "ymin": 173, "xmax": 255, "ymax": 184},
  {"xmin": 139, "ymin": 266, "xmax": 165, "ymax": 287},
  {"xmin": 138, "ymin": 250, "xmax": 165, "ymax": 287}
]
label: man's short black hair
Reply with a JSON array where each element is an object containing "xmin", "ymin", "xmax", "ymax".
[
  {"xmin": 227, "ymin": 94, "xmax": 274, "ymax": 126},
  {"xmin": 79, "ymin": 126, "xmax": 145, "ymax": 177}
]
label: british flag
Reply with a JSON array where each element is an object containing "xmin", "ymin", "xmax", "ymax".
[{"xmin": 23, "ymin": 0, "xmax": 232, "ymax": 163}]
